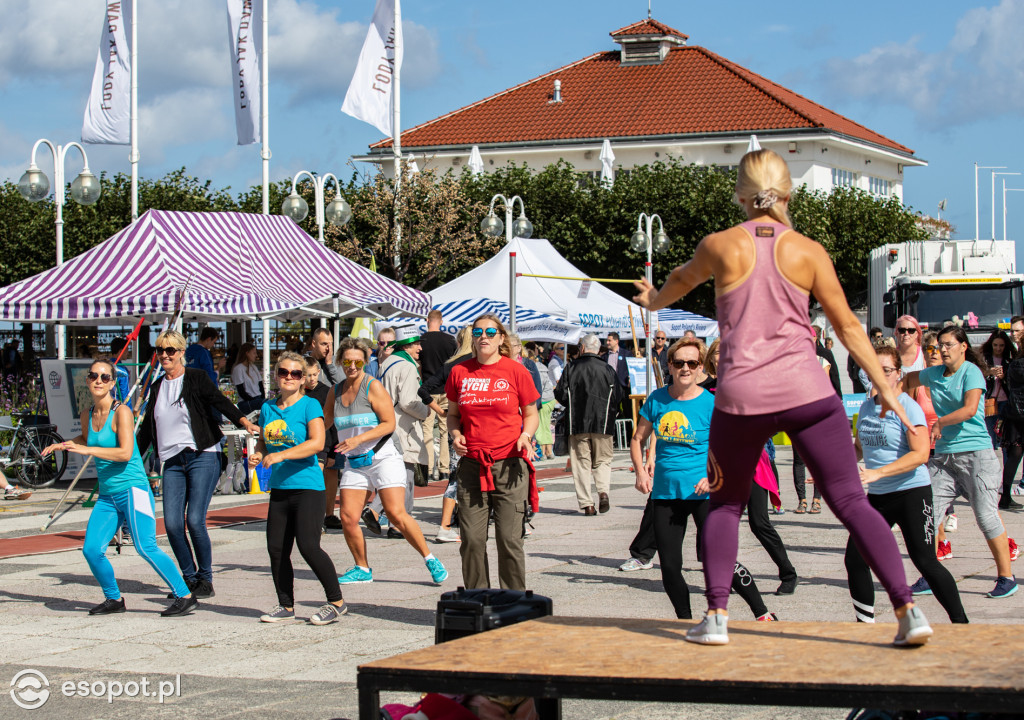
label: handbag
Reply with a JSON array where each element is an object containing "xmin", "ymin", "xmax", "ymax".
[{"xmin": 985, "ymin": 397, "xmax": 997, "ymax": 417}]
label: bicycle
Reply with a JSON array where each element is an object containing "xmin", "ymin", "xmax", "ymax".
[{"xmin": 0, "ymin": 411, "xmax": 68, "ymax": 488}]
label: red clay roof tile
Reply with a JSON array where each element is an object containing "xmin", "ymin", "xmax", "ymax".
[
  {"xmin": 609, "ymin": 18, "xmax": 688, "ymax": 39},
  {"xmin": 369, "ymin": 34, "xmax": 913, "ymax": 156}
]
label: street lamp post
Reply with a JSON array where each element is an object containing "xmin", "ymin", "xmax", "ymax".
[
  {"xmin": 994, "ymin": 172, "xmax": 1021, "ymax": 240},
  {"xmin": 630, "ymin": 213, "xmax": 671, "ymax": 396},
  {"xmin": 1004, "ymin": 182, "xmax": 1024, "ymax": 242},
  {"xmin": 976, "ymin": 163, "xmax": 1006, "ymax": 242},
  {"xmin": 18, "ymin": 139, "xmax": 102, "ymax": 359},
  {"xmin": 480, "ymin": 194, "xmax": 533, "ymax": 333},
  {"xmin": 281, "ymin": 171, "xmax": 352, "ymax": 243}
]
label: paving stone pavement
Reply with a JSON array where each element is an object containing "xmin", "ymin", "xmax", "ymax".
[{"xmin": 2, "ymin": 446, "xmax": 1022, "ymax": 719}]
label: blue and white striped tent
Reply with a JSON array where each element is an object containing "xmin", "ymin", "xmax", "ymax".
[
  {"xmin": 653, "ymin": 308, "xmax": 719, "ymax": 339},
  {"xmin": 382, "ymin": 298, "xmax": 583, "ymax": 343}
]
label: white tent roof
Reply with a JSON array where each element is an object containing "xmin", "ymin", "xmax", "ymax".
[{"xmin": 431, "ymin": 237, "xmax": 655, "ymax": 338}]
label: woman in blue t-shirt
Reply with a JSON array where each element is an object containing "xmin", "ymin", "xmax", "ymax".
[
  {"xmin": 250, "ymin": 352, "xmax": 345, "ymax": 625},
  {"xmin": 42, "ymin": 359, "xmax": 194, "ymax": 617},
  {"xmin": 904, "ymin": 325, "xmax": 1016, "ymax": 599},
  {"xmin": 629, "ymin": 338, "xmax": 775, "ymax": 622},
  {"xmin": 848, "ymin": 345, "xmax": 967, "ymax": 624}
]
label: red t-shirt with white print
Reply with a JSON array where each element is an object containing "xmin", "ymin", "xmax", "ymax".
[{"xmin": 446, "ymin": 356, "xmax": 540, "ymax": 461}]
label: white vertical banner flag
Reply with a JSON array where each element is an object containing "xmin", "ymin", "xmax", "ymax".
[
  {"xmin": 82, "ymin": 1, "xmax": 133, "ymax": 144},
  {"xmin": 226, "ymin": 0, "xmax": 263, "ymax": 145},
  {"xmin": 341, "ymin": 0, "xmax": 402, "ymax": 137}
]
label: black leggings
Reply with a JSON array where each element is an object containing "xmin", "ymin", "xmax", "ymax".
[
  {"xmin": 267, "ymin": 488, "xmax": 342, "ymax": 607},
  {"xmin": 747, "ymin": 481, "xmax": 797, "ymax": 582},
  {"xmin": 844, "ymin": 485, "xmax": 967, "ymax": 624},
  {"xmin": 792, "ymin": 451, "xmax": 821, "ymax": 502},
  {"xmin": 651, "ymin": 498, "xmax": 768, "ymax": 620}
]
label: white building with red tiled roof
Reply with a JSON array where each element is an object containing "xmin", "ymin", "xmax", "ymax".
[{"xmin": 355, "ymin": 19, "xmax": 926, "ymax": 196}]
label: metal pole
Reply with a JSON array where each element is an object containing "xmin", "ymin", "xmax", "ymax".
[
  {"xmin": 509, "ymin": 251, "xmax": 517, "ymax": 334},
  {"xmin": 1005, "ymin": 180, "xmax": 1008, "ymax": 243},
  {"xmin": 54, "ymin": 145, "xmax": 65, "ymax": 360},
  {"xmin": 644, "ymin": 216, "xmax": 653, "ymax": 396},
  {"xmin": 992, "ymin": 170, "xmax": 997, "ymax": 241},
  {"xmin": 130, "ymin": 0, "xmax": 139, "ymax": 220},
  {"xmin": 391, "ymin": 0, "xmax": 402, "ymax": 270},
  {"xmin": 262, "ymin": 318, "xmax": 271, "ymax": 390},
  {"xmin": 315, "ymin": 176, "xmax": 325, "ymax": 243},
  {"xmin": 260, "ymin": 0, "xmax": 270, "ymax": 215},
  {"xmin": 975, "ymin": 162, "xmax": 980, "ymax": 243}
]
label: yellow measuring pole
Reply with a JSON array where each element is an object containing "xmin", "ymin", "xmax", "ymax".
[{"xmin": 516, "ymin": 273, "xmax": 638, "ymax": 284}]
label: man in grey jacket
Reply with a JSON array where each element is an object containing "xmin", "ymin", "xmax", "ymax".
[{"xmin": 555, "ymin": 333, "xmax": 620, "ymax": 515}]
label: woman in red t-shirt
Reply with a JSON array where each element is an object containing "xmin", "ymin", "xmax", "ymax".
[{"xmin": 446, "ymin": 314, "xmax": 540, "ymax": 590}]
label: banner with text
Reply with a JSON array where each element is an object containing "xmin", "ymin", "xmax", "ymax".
[
  {"xmin": 226, "ymin": 0, "xmax": 263, "ymax": 145},
  {"xmin": 82, "ymin": 1, "xmax": 133, "ymax": 144},
  {"xmin": 341, "ymin": 0, "xmax": 402, "ymax": 137},
  {"xmin": 39, "ymin": 360, "xmax": 98, "ymax": 479}
]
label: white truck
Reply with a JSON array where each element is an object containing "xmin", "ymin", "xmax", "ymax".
[{"xmin": 868, "ymin": 240, "xmax": 1024, "ymax": 342}]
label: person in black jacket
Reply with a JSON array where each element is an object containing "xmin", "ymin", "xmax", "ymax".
[
  {"xmin": 813, "ymin": 324, "xmax": 842, "ymax": 397},
  {"xmin": 137, "ymin": 330, "xmax": 259, "ymax": 599},
  {"xmin": 555, "ymin": 333, "xmax": 620, "ymax": 515}
]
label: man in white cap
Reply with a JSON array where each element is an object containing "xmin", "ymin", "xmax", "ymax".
[{"xmin": 363, "ymin": 325, "xmax": 431, "ymax": 538}]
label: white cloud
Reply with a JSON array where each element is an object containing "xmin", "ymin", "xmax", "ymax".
[{"xmin": 820, "ymin": 0, "xmax": 1024, "ymax": 128}]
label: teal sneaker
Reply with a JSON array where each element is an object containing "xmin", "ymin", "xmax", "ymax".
[
  {"xmin": 425, "ymin": 556, "xmax": 448, "ymax": 584},
  {"xmin": 338, "ymin": 566, "xmax": 373, "ymax": 584}
]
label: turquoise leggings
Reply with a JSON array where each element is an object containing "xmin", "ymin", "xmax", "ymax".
[{"xmin": 83, "ymin": 487, "xmax": 190, "ymax": 600}]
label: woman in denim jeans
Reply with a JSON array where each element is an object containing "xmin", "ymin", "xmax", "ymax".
[{"xmin": 137, "ymin": 330, "xmax": 259, "ymax": 598}]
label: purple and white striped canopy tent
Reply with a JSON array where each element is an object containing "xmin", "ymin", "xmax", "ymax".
[{"xmin": 0, "ymin": 210, "xmax": 431, "ymax": 324}]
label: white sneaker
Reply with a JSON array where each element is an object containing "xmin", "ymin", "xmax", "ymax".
[
  {"xmin": 434, "ymin": 527, "xmax": 460, "ymax": 543},
  {"xmin": 619, "ymin": 557, "xmax": 655, "ymax": 572},
  {"xmin": 685, "ymin": 613, "xmax": 729, "ymax": 645},
  {"xmin": 944, "ymin": 513, "xmax": 958, "ymax": 532}
]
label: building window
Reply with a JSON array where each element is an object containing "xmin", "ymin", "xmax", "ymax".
[
  {"xmin": 831, "ymin": 168, "xmax": 857, "ymax": 188},
  {"xmin": 867, "ymin": 176, "xmax": 891, "ymax": 197}
]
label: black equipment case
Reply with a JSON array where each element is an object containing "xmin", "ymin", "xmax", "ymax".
[{"xmin": 435, "ymin": 587, "xmax": 553, "ymax": 644}]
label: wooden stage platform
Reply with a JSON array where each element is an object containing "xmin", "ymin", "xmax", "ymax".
[{"xmin": 357, "ymin": 616, "xmax": 1024, "ymax": 719}]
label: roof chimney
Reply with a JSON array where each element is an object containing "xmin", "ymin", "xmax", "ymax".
[
  {"xmin": 610, "ymin": 19, "xmax": 688, "ymax": 67},
  {"xmin": 550, "ymin": 79, "xmax": 562, "ymax": 104}
]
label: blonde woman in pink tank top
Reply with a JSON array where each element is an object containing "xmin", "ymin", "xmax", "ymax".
[{"xmin": 634, "ymin": 149, "xmax": 930, "ymax": 648}]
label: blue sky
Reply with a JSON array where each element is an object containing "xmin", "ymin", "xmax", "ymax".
[{"xmin": 3, "ymin": 0, "xmax": 1024, "ymax": 262}]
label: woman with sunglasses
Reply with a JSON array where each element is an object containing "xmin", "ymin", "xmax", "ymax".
[
  {"xmin": 251, "ymin": 352, "xmax": 346, "ymax": 624},
  {"xmin": 847, "ymin": 344, "xmax": 968, "ymax": 625},
  {"xmin": 634, "ymin": 149, "xmax": 927, "ymax": 646},
  {"xmin": 136, "ymin": 330, "xmax": 259, "ymax": 599},
  {"xmin": 894, "ymin": 316, "xmax": 925, "ymax": 374},
  {"xmin": 447, "ymin": 315, "xmax": 540, "ymax": 590},
  {"xmin": 327, "ymin": 338, "xmax": 447, "ymax": 586},
  {"xmin": 43, "ymin": 360, "xmax": 196, "ymax": 617},
  {"xmin": 981, "ymin": 329, "xmax": 1013, "ymax": 457},
  {"xmin": 631, "ymin": 338, "xmax": 778, "ymax": 622}
]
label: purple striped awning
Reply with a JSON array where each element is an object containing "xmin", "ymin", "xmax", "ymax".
[{"xmin": 0, "ymin": 210, "xmax": 431, "ymax": 323}]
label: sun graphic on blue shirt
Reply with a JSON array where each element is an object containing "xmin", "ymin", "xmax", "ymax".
[
  {"xmin": 264, "ymin": 419, "xmax": 295, "ymax": 448},
  {"xmin": 657, "ymin": 411, "xmax": 694, "ymax": 443}
]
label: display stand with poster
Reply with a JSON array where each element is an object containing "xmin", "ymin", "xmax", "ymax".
[{"xmin": 38, "ymin": 359, "xmax": 136, "ymax": 480}]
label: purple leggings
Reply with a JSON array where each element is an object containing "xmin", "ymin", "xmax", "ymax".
[{"xmin": 702, "ymin": 395, "xmax": 912, "ymax": 611}]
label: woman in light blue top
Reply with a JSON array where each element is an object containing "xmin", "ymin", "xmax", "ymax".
[
  {"xmin": 847, "ymin": 345, "xmax": 966, "ymax": 624},
  {"xmin": 250, "ymin": 352, "xmax": 345, "ymax": 625},
  {"xmin": 904, "ymin": 325, "xmax": 1016, "ymax": 599},
  {"xmin": 43, "ymin": 359, "xmax": 194, "ymax": 617},
  {"xmin": 326, "ymin": 338, "xmax": 447, "ymax": 587}
]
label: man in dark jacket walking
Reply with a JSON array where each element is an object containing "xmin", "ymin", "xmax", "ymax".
[{"xmin": 555, "ymin": 333, "xmax": 620, "ymax": 515}]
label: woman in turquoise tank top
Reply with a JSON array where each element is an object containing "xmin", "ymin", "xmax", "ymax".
[{"xmin": 43, "ymin": 360, "xmax": 195, "ymax": 617}]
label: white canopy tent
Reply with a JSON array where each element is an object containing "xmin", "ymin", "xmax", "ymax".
[{"xmin": 429, "ymin": 236, "xmax": 717, "ymax": 340}]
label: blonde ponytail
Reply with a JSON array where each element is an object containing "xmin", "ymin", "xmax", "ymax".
[{"xmin": 735, "ymin": 149, "xmax": 793, "ymax": 227}]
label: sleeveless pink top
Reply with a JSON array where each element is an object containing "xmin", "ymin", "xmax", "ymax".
[{"xmin": 714, "ymin": 220, "xmax": 836, "ymax": 415}]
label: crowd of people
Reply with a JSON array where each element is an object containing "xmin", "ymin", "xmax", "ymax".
[{"xmin": 31, "ymin": 149, "xmax": 1024, "ymax": 649}]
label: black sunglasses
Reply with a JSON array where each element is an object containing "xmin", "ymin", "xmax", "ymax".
[
  {"xmin": 896, "ymin": 328, "xmax": 918, "ymax": 335},
  {"xmin": 472, "ymin": 327, "xmax": 499, "ymax": 338},
  {"xmin": 277, "ymin": 368, "xmax": 304, "ymax": 380},
  {"xmin": 155, "ymin": 346, "xmax": 181, "ymax": 355},
  {"xmin": 86, "ymin": 372, "xmax": 113, "ymax": 382},
  {"xmin": 670, "ymin": 359, "xmax": 701, "ymax": 370}
]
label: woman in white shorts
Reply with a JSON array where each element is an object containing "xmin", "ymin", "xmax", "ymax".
[{"xmin": 326, "ymin": 338, "xmax": 448, "ymax": 586}]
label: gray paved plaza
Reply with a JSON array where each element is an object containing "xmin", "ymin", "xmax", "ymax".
[{"xmin": 2, "ymin": 447, "xmax": 1021, "ymax": 719}]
